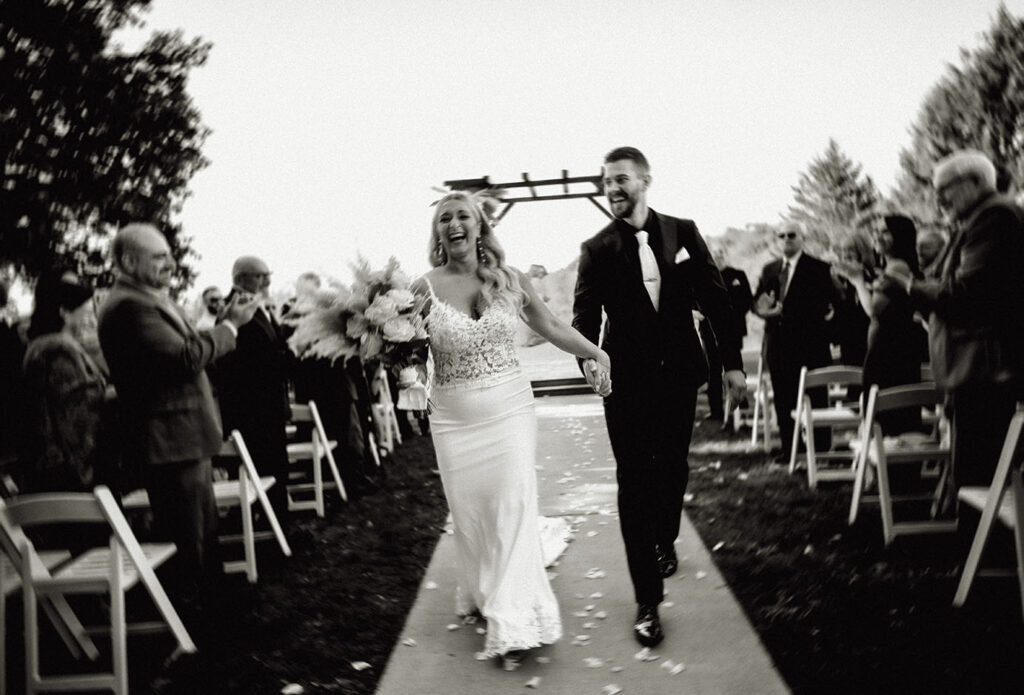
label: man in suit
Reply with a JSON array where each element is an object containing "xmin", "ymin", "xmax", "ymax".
[
  {"xmin": 572, "ymin": 147, "xmax": 746, "ymax": 647},
  {"xmin": 752, "ymin": 222, "xmax": 837, "ymax": 462},
  {"xmin": 698, "ymin": 253, "xmax": 753, "ymax": 422},
  {"xmin": 213, "ymin": 256, "xmax": 293, "ymax": 521},
  {"xmin": 887, "ymin": 149, "xmax": 1024, "ymax": 492},
  {"xmin": 98, "ymin": 223, "xmax": 258, "ymax": 612}
]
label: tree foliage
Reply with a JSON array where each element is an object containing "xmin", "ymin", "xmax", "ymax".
[
  {"xmin": 0, "ymin": 0, "xmax": 211, "ymax": 293},
  {"xmin": 895, "ymin": 4, "xmax": 1024, "ymax": 226},
  {"xmin": 785, "ymin": 139, "xmax": 879, "ymax": 252}
]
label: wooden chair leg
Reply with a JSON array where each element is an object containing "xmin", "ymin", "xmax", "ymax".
[
  {"xmin": 239, "ymin": 469, "xmax": 258, "ymax": 583},
  {"xmin": 805, "ymin": 409, "xmax": 818, "ymax": 490},
  {"xmin": 110, "ymin": 539, "xmax": 128, "ymax": 695},
  {"xmin": 1012, "ymin": 468, "xmax": 1024, "ymax": 620},
  {"xmin": 312, "ymin": 434, "xmax": 325, "ymax": 518}
]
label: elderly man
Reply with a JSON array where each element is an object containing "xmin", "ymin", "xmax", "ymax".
[
  {"xmin": 213, "ymin": 256, "xmax": 293, "ymax": 521},
  {"xmin": 753, "ymin": 221, "xmax": 837, "ymax": 462},
  {"xmin": 887, "ymin": 149, "xmax": 1024, "ymax": 492},
  {"xmin": 98, "ymin": 223, "xmax": 258, "ymax": 612}
]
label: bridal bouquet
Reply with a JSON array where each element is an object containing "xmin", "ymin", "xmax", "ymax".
[{"xmin": 285, "ymin": 257, "xmax": 430, "ymax": 371}]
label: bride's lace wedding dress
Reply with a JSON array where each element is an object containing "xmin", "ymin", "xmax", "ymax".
[{"xmin": 425, "ymin": 281, "xmax": 562, "ymax": 658}]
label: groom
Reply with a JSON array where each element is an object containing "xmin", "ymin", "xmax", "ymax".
[{"xmin": 572, "ymin": 147, "xmax": 746, "ymax": 646}]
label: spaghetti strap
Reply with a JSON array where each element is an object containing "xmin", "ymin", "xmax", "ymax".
[{"xmin": 418, "ymin": 274, "xmax": 437, "ymax": 299}]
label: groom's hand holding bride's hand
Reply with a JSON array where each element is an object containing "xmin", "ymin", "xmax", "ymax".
[
  {"xmin": 585, "ymin": 352, "xmax": 612, "ymax": 398},
  {"xmin": 724, "ymin": 369, "xmax": 747, "ymax": 405}
]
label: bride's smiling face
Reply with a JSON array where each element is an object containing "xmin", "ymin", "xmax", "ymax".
[{"xmin": 435, "ymin": 199, "xmax": 480, "ymax": 260}]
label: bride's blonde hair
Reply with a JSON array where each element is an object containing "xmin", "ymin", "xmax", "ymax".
[{"xmin": 429, "ymin": 191, "xmax": 528, "ymax": 312}]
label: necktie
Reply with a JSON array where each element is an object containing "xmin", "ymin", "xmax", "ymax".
[
  {"xmin": 779, "ymin": 259, "xmax": 791, "ymax": 301},
  {"xmin": 636, "ymin": 230, "xmax": 661, "ymax": 311}
]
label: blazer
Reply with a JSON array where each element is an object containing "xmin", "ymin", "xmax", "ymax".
[
  {"xmin": 910, "ymin": 192, "xmax": 1024, "ymax": 391},
  {"xmin": 212, "ymin": 293, "xmax": 291, "ymax": 437},
  {"xmin": 572, "ymin": 210, "xmax": 743, "ymax": 395},
  {"xmin": 98, "ymin": 277, "xmax": 236, "ymax": 466},
  {"xmin": 720, "ymin": 266, "xmax": 752, "ymax": 339},
  {"xmin": 755, "ymin": 253, "xmax": 835, "ymax": 367}
]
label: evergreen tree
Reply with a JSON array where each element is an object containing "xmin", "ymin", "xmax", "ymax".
[
  {"xmin": 786, "ymin": 139, "xmax": 879, "ymax": 252},
  {"xmin": 0, "ymin": 0, "xmax": 211, "ymax": 294},
  {"xmin": 896, "ymin": 4, "xmax": 1024, "ymax": 226}
]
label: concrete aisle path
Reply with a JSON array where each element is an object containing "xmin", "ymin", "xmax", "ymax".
[{"xmin": 376, "ymin": 394, "xmax": 789, "ymax": 695}]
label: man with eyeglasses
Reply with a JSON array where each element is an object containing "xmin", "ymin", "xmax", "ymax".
[
  {"xmin": 753, "ymin": 221, "xmax": 837, "ymax": 463},
  {"xmin": 886, "ymin": 149, "xmax": 1024, "ymax": 495},
  {"xmin": 212, "ymin": 256, "xmax": 293, "ymax": 524},
  {"xmin": 195, "ymin": 286, "xmax": 224, "ymax": 331}
]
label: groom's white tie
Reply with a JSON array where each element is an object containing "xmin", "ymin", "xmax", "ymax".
[{"xmin": 636, "ymin": 230, "xmax": 661, "ymax": 311}]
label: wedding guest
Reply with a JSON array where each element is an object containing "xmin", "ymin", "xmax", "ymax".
[
  {"xmin": 195, "ymin": 286, "xmax": 224, "ymax": 331},
  {"xmin": 213, "ymin": 256, "xmax": 293, "ymax": 522},
  {"xmin": 572, "ymin": 147, "xmax": 746, "ymax": 647},
  {"xmin": 20, "ymin": 271, "xmax": 116, "ymax": 494},
  {"xmin": 835, "ymin": 216, "xmax": 926, "ymax": 434},
  {"xmin": 916, "ymin": 230, "xmax": 946, "ymax": 279},
  {"xmin": 830, "ymin": 231, "xmax": 871, "ymax": 371},
  {"xmin": 753, "ymin": 221, "xmax": 837, "ymax": 462},
  {"xmin": 699, "ymin": 252, "xmax": 753, "ymax": 422},
  {"xmin": 99, "ymin": 223, "xmax": 259, "ymax": 617},
  {"xmin": 887, "ymin": 149, "xmax": 1024, "ymax": 493}
]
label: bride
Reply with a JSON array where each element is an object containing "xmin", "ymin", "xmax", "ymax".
[{"xmin": 409, "ymin": 191, "xmax": 610, "ymax": 670}]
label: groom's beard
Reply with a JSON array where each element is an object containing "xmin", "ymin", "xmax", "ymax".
[{"xmin": 609, "ymin": 195, "xmax": 636, "ymax": 219}]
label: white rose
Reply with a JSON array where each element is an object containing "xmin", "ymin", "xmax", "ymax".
[
  {"xmin": 364, "ymin": 295, "xmax": 399, "ymax": 325},
  {"xmin": 382, "ymin": 317, "xmax": 416, "ymax": 343},
  {"xmin": 386, "ymin": 288, "xmax": 415, "ymax": 311}
]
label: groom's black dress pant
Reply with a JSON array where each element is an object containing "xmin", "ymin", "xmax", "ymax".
[{"xmin": 605, "ymin": 374, "xmax": 698, "ymax": 606}]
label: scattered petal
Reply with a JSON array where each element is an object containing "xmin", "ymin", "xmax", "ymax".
[
  {"xmin": 350, "ymin": 661, "xmax": 371, "ymax": 672},
  {"xmin": 634, "ymin": 647, "xmax": 659, "ymax": 662},
  {"xmin": 662, "ymin": 601, "xmax": 675, "ymax": 608},
  {"xmin": 594, "ymin": 610, "xmax": 608, "ymax": 619},
  {"xmin": 281, "ymin": 685, "xmax": 304, "ymax": 695},
  {"xmin": 670, "ymin": 663, "xmax": 686, "ymax": 675},
  {"xmin": 582, "ymin": 621, "xmax": 598, "ymax": 629},
  {"xmin": 584, "ymin": 568, "xmax": 606, "ymax": 579},
  {"xmin": 476, "ymin": 627, "xmax": 487, "ymax": 635},
  {"xmin": 660, "ymin": 659, "xmax": 676, "ymax": 671},
  {"xmin": 535, "ymin": 656, "xmax": 551, "ymax": 664},
  {"xmin": 695, "ymin": 571, "xmax": 707, "ymax": 580},
  {"xmin": 585, "ymin": 604, "xmax": 596, "ymax": 611},
  {"xmin": 683, "ymin": 492, "xmax": 695, "ymax": 503},
  {"xmin": 602, "ymin": 684, "xmax": 623, "ymax": 694},
  {"xmin": 590, "ymin": 592, "xmax": 604, "ymax": 599},
  {"xmin": 584, "ymin": 657, "xmax": 605, "ymax": 668},
  {"xmin": 424, "ymin": 581, "xmax": 439, "ymax": 590},
  {"xmin": 738, "ymin": 472, "xmax": 749, "ymax": 481},
  {"xmin": 573, "ymin": 610, "xmax": 590, "ymax": 617},
  {"xmin": 446, "ymin": 624, "xmax": 460, "ymax": 631},
  {"xmin": 712, "ymin": 541, "xmax": 725, "ymax": 552},
  {"xmin": 524, "ymin": 676, "xmax": 542, "ymax": 688},
  {"xmin": 803, "ymin": 544, "xmax": 814, "ymax": 556},
  {"xmin": 401, "ymin": 638, "xmax": 417, "ymax": 647},
  {"xmin": 586, "ymin": 530, "xmax": 600, "ymax": 537},
  {"xmin": 574, "ymin": 634, "xmax": 591, "ymax": 642}
]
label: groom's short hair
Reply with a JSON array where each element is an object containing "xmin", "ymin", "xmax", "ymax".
[{"xmin": 604, "ymin": 146, "xmax": 649, "ymax": 174}]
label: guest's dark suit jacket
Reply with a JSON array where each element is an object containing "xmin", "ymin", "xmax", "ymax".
[
  {"xmin": 573, "ymin": 210, "xmax": 743, "ymax": 400},
  {"xmin": 756, "ymin": 254, "xmax": 835, "ymax": 372},
  {"xmin": 98, "ymin": 277, "xmax": 235, "ymax": 467},
  {"xmin": 720, "ymin": 266, "xmax": 752, "ymax": 340},
  {"xmin": 910, "ymin": 192, "xmax": 1024, "ymax": 391}
]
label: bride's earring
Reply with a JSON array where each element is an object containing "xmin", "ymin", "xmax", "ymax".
[{"xmin": 476, "ymin": 237, "xmax": 486, "ymax": 264}]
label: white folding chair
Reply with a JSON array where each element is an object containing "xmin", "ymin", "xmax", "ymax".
[
  {"xmin": 789, "ymin": 365, "xmax": 863, "ymax": 488},
  {"xmin": 123, "ymin": 430, "xmax": 291, "ymax": 584},
  {"xmin": 953, "ymin": 405, "xmax": 1024, "ymax": 619},
  {"xmin": 369, "ymin": 364, "xmax": 403, "ymax": 456},
  {"xmin": 1, "ymin": 486, "xmax": 195, "ymax": 695},
  {"xmin": 848, "ymin": 383, "xmax": 958, "ymax": 546},
  {"xmin": 287, "ymin": 400, "xmax": 348, "ymax": 517},
  {"xmin": 749, "ymin": 349, "xmax": 776, "ymax": 452}
]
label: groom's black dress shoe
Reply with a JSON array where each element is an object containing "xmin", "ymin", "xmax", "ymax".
[
  {"xmin": 633, "ymin": 603, "xmax": 664, "ymax": 647},
  {"xmin": 656, "ymin": 545, "xmax": 678, "ymax": 578}
]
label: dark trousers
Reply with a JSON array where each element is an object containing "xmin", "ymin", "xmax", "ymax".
[
  {"xmin": 145, "ymin": 458, "xmax": 219, "ymax": 605},
  {"xmin": 605, "ymin": 378, "xmax": 697, "ymax": 606},
  {"xmin": 766, "ymin": 347, "xmax": 830, "ymax": 456},
  {"xmin": 951, "ymin": 383, "xmax": 1020, "ymax": 488}
]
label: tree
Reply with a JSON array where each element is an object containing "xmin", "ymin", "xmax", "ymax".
[
  {"xmin": 895, "ymin": 4, "xmax": 1024, "ymax": 225},
  {"xmin": 0, "ymin": 0, "xmax": 211, "ymax": 294},
  {"xmin": 786, "ymin": 139, "xmax": 879, "ymax": 252}
]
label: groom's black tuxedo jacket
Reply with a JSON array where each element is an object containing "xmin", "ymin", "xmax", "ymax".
[{"xmin": 572, "ymin": 210, "xmax": 743, "ymax": 400}]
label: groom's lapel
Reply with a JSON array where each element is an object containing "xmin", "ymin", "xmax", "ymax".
[{"xmin": 655, "ymin": 212, "xmax": 678, "ymax": 267}]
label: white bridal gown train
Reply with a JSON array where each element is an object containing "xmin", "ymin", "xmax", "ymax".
[{"xmin": 425, "ymin": 282, "xmax": 562, "ymax": 658}]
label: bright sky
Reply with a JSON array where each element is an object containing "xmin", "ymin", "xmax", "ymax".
[{"xmin": 114, "ymin": 0, "xmax": 1022, "ymax": 300}]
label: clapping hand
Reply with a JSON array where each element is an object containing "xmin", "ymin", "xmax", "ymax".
[
  {"xmin": 754, "ymin": 291, "xmax": 782, "ymax": 318},
  {"xmin": 223, "ymin": 291, "xmax": 259, "ymax": 327}
]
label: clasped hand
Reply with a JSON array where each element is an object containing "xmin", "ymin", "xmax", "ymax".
[{"xmin": 584, "ymin": 353, "xmax": 612, "ymax": 397}]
